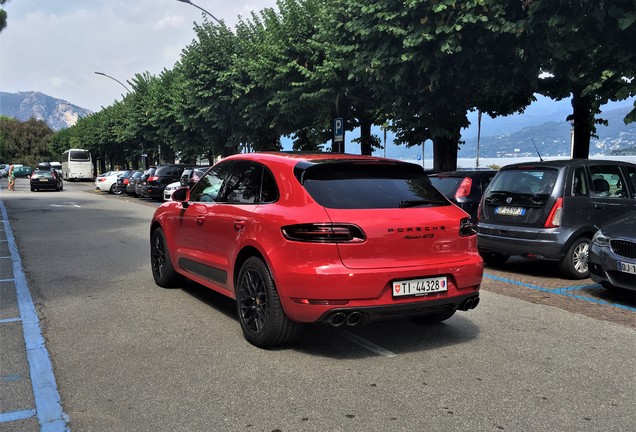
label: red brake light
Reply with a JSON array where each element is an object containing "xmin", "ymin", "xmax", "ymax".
[
  {"xmin": 98, "ymin": 178, "xmax": 106, "ymax": 182},
  {"xmin": 281, "ymin": 224, "xmax": 366, "ymax": 243},
  {"xmin": 544, "ymin": 197, "xmax": 563, "ymax": 228},
  {"xmin": 454, "ymin": 177, "xmax": 472, "ymax": 199},
  {"xmin": 123, "ymin": 179, "xmax": 129, "ymax": 185},
  {"xmin": 148, "ymin": 176, "xmax": 159, "ymax": 182}
]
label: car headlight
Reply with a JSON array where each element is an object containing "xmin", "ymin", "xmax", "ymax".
[{"xmin": 591, "ymin": 229, "xmax": 610, "ymax": 247}]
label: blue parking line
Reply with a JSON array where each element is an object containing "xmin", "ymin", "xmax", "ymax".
[
  {"xmin": 0, "ymin": 201, "xmax": 70, "ymax": 431},
  {"xmin": 484, "ymin": 273, "xmax": 636, "ymax": 312},
  {"xmin": 0, "ymin": 408, "xmax": 36, "ymax": 423}
]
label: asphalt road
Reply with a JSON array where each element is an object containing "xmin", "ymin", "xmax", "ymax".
[{"xmin": 1, "ymin": 178, "xmax": 634, "ymax": 432}]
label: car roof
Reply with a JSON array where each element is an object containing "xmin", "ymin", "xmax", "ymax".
[
  {"xmin": 500, "ymin": 159, "xmax": 636, "ymax": 170},
  {"xmin": 222, "ymin": 151, "xmax": 412, "ymax": 168}
]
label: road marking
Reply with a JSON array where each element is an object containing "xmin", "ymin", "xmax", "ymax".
[
  {"xmin": 50, "ymin": 202, "xmax": 80, "ymax": 208},
  {"xmin": 339, "ymin": 330, "xmax": 397, "ymax": 357},
  {"xmin": 0, "ymin": 409, "xmax": 36, "ymax": 423},
  {"xmin": 484, "ymin": 273, "xmax": 636, "ymax": 312},
  {"xmin": 0, "ymin": 317, "xmax": 21, "ymax": 324},
  {"xmin": 0, "ymin": 201, "xmax": 70, "ymax": 431}
]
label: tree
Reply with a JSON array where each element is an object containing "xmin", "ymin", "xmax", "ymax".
[
  {"xmin": 319, "ymin": 0, "xmax": 537, "ymax": 169},
  {"xmin": 524, "ymin": 0, "xmax": 636, "ymax": 159},
  {"xmin": 0, "ymin": 0, "xmax": 9, "ymax": 33}
]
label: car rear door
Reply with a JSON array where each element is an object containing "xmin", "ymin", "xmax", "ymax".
[{"xmin": 588, "ymin": 163, "xmax": 636, "ymax": 227}]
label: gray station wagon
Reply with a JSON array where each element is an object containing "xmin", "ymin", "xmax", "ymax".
[{"xmin": 477, "ymin": 159, "xmax": 636, "ymax": 279}]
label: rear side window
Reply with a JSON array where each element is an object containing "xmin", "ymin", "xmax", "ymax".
[
  {"xmin": 299, "ymin": 163, "xmax": 448, "ymax": 209},
  {"xmin": 590, "ymin": 165, "xmax": 628, "ymax": 198}
]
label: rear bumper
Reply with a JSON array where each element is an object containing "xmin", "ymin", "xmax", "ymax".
[
  {"xmin": 477, "ymin": 224, "xmax": 573, "ymax": 260},
  {"xmin": 276, "ymin": 255, "xmax": 483, "ymax": 323}
]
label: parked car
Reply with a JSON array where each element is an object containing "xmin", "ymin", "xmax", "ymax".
[
  {"xmin": 477, "ymin": 159, "xmax": 636, "ymax": 279},
  {"xmin": 113, "ymin": 170, "xmax": 135, "ymax": 195},
  {"xmin": 0, "ymin": 164, "xmax": 7, "ymax": 178},
  {"xmin": 94, "ymin": 171, "xmax": 125, "ymax": 193},
  {"xmin": 30, "ymin": 168, "xmax": 63, "ymax": 191},
  {"xmin": 150, "ymin": 152, "xmax": 483, "ymax": 348},
  {"xmin": 12, "ymin": 165, "xmax": 33, "ymax": 178},
  {"xmin": 146, "ymin": 164, "xmax": 198, "ymax": 201},
  {"xmin": 179, "ymin": 167, "xmax": 208, "ymax": 188},
  {"xmin": 588, "ymin": 211, "xmax": 636, "ymax": 293},
  {"xmin": 136, "ymin": 166, "xmax": 157, "ymax": 198},
  {"xmin": 125, "ymin": 170, "xmax": 144, "ymax": 196},
  {"xmin": 162, "ymin": 181, "xmax": 181, "ymax": 201},
  {"xmin": 429, "ymin": 169, "xmax": 497, "ymax": 222}
]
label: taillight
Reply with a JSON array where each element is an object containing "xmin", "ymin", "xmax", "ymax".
[
  {"xmin": 454, "ymin": 177, "xmax": 472, "ymax": 199},
  {"xmin": 98, "ymin": 178, "xmax": 106, "ymax": 182},
  {"xmin": 123, "ymin": 179, "xmax": 129, "ymax": 185},
  {"xmin": 460, "ymin": 217, "xmax": 476, "ymax": 237},
  {"xmin": 544, "ymin": 197, "xmax": 563, "ymax": 228},
  {"xmin": 281, "ymin": 223, "xmax": 366, "ymax": 243},
  {"xmin": 148, "ymin": 176, "xmax": 159, "ymax": 182}
]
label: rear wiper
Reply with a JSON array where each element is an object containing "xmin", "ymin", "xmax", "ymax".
[{"xmin": 399, "ymin": 199, "xmax": 434, "ymax": 208}]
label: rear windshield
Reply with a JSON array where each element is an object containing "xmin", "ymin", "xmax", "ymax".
[
  {"xmin": 33, "ymin": 171, "xmax": 54, "ymax": 178},
  {"xmin": 488, "ymin": 168, "xmax": 558, "ymax": 196},
  {"xmin": 428, "ymin": 177, "xmax": 463, "ymax": 198},
  {"xmin": 298, "ymin": 163, "xmax": 449, "ymax": 209},
  {"xmin": 70, "ymin": 150, "xmax": 90, "ymax": 161}
]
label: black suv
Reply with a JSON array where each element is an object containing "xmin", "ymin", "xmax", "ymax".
[
  {"xmin": 146, "ymin": 164, "xmax": 197, "ymax": 200},
  {"xmin": 429, "ymin": 169, "xmax": 497, "ymax": 222},
  {"xmin": 477, "ymin": 159, "xmax": 636, "ymax": 279}
]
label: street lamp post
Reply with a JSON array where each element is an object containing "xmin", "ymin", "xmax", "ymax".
[
  {"xmin": 94, "ymin": 71, "xmax": 130, "ymax": 93},
  {"xmin": 175, "ymin": 0, "xmax": 224, "ymax": 26}
]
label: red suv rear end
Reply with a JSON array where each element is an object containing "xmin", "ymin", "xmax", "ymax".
[{"xmin": 150, "ymin": 153, "xmax": 483, "ymax": 347}]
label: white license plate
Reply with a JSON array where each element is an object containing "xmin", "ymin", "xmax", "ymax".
[
  {"xmin": 393, "ymin": 276, "xmax": 447, "ymax": 297},
  {"xmin": 618, "ymin": 261, "xmax": 636, "ymax": 275},
  {"xmin": 495, "ymin": 206, "xmax": 526, "ymax": 216},
  {"xmin": 39, "ymin": 179, "xmax": 49, "ymax": 182}
]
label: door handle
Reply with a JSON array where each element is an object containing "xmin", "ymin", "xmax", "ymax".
[
  {"xmin": 234, "ymin": 220, "xmax": 246, "ymax": 231},
  {"xmin": 594, "ymin": 204, "xmax": 604, "ymax": 210},
  {"xmin": 196, "ymin": 215, "xmax": 205, "ymax": 225}
]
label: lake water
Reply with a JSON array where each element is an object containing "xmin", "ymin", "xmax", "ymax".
[{"xmin": 402, "ymin": 155, "xmax": 636, "ymax": 169}]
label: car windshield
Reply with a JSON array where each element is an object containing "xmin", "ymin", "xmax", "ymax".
[{"xmin": 299, "ymin": 163, "xmax": 448, "ymax": 209}]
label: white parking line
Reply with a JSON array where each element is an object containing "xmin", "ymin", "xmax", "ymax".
[{"xmin": 339, "ymin": 330, "xmax": 397, "ymax": 357}]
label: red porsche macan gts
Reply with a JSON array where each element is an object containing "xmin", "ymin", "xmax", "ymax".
[{"xmin": 150, "ymin": 152, "xmax": 483, "ymax": 347}]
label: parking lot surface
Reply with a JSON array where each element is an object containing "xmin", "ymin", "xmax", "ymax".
[{"xmin": 1, "ymin": 178, "xmax": 634, "ymax": 431}]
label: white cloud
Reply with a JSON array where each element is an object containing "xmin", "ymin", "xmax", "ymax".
[{"xmin": 0, "ymin": 0, "xmax": 278, "ymax": 112}]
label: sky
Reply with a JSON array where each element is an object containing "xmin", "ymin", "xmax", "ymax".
[{"xmin": 0, "ymin": 0, "xmax": 278, "ymax": 113}]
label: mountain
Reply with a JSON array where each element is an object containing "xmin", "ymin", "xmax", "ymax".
[
  {"xmin": 335, "ymin": 98, "xmax": 636, "ymax": 159},
  {"xmin": 0, "ymin": 91, "xmax": 92, "ymax": 131}
]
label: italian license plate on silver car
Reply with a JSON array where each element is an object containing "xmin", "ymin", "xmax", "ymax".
[
  {"xmin": 392, "ymin": 276, "xmax": 447, "ymax": 297},
  {"xmin": 495, "ymin": 206, "xmax": 526, "ymax": 216},
  {"xmin": 618, "ymin": 261, "xmax": 636, "ymax": 275}
]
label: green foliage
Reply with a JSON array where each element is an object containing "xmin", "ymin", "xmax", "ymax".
[
  {"xmin": 0, "ymin": 117, "xmax": 55, "ymax": 167},
  {"xmin": 52, "ymin": 0, "xmax": 635, "ymax": 170},
  {"xmin": 0, "ymin": 0, "xmax": 8, "ymax": 33}
]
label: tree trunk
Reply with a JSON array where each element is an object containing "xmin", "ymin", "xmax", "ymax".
[
  {"xmin": 359, "ymin": 117, "xmax": 373, "ymax": 156},
  {"xmin": 432, "ymin": 125, "xmax": 460, "ymax": 171},
  {"xmin": 571, "ymin": 90, "xmax": 592, "ymax": 159}
]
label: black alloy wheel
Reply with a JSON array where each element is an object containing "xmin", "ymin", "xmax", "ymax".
[
  {"xmin": 236, "ymin": 257, "xmax": 302, "ymax": 348},
  {"xmin": 150, "ymin": 228, "xmax": 182, "ymax": 288}
]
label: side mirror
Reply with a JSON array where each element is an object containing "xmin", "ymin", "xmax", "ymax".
[{"xmin": 172, "ymin": 187, "xmax": 190, "ymax": 207}]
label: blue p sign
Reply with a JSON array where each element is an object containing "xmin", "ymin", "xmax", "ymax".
[{"xmin": 334, "ymin": 118, "xmax": 344, "ymax": 142}]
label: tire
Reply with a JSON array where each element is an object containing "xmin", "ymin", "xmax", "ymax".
[
  {"xmin": 559, "ymin": 237, "xmax": 590, "ymax": 279},
  {"xmin": 30, "ymin": 187, "xmax": 35, "ymax": 192},
  {"xmin": 109, "ymin": 183, "xmax": 117, "ymax": 194},
  {"xmin": 236, "ymin": 257, "xmax": 302, "ymax": 348},
  {"xmin": 150, "ymin": 228, "xmax": 182, "ymax": 288},
  {"xmin": 113, "ymin": 185, "xmax": 123, "ymax": 195},
  {"xmin": 480, "ymin": 251, "xmax": 509, "ymax": 266},
  {"xmin": 410, "ymin": 309, "xmax": 456, "ymax": 324}
]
